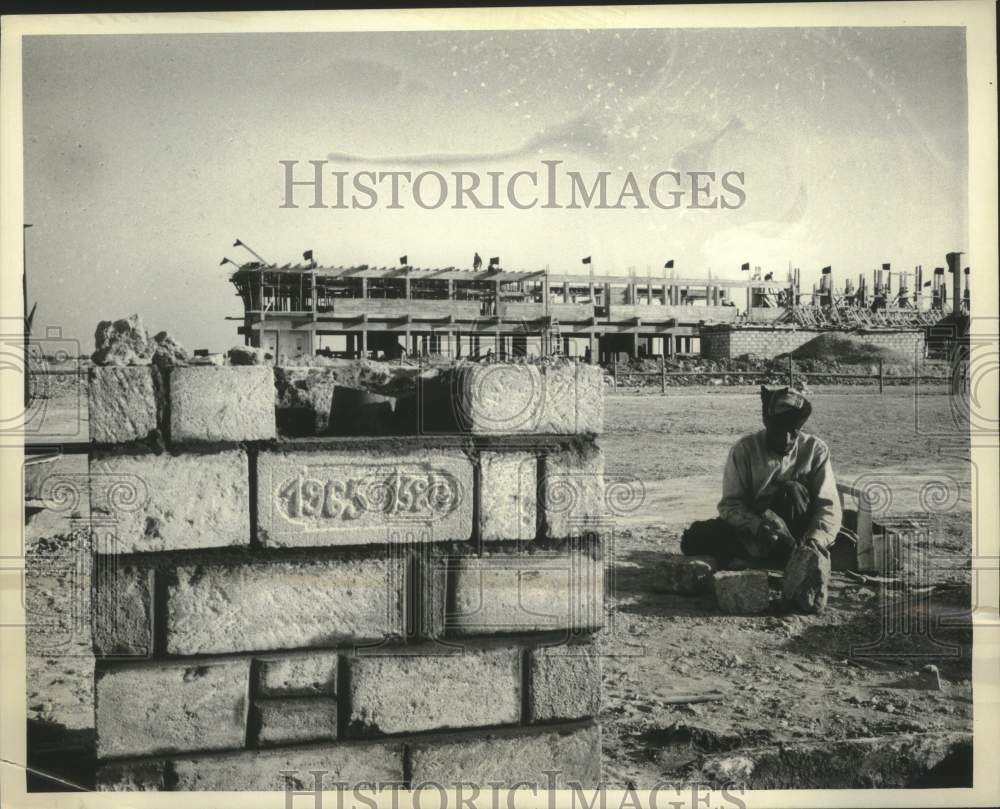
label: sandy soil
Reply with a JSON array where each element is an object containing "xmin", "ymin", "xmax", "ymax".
[{"xmin": 598, "ymin": 388, "xmax": 973, "ymax": 788}]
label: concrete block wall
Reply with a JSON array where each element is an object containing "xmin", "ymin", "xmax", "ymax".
[
  {"xmin": 87, "ymin": 361, "xmax": 605, "ymax": 790},
  {"xmin": 699, "ymin": 326, "xmax": 925, "ymax": 360}
]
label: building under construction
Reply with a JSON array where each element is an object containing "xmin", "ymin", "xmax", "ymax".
[{"xmin": 228, "ymin": 253, "xmax": 970, "ymax": 363}]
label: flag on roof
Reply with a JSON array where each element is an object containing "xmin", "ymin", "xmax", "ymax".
[
  {"xmin": 582, "ymin": 256, "xmax": 592, "ymax": 264},
  {"xmin": 664, "ymin": 259, "xmax": 674, "ymax": 269},
  {"xmin": 399, "ymin": 255, "xmax": 408, "ymax": 265},
  {"xmin": 740, "ymin": 262, "xmax": 750, "ymax": 271}
]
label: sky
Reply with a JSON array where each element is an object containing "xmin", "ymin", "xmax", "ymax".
[{"xmin": 23, "ymin": 27, "xmax": 968, "ymax": 353}]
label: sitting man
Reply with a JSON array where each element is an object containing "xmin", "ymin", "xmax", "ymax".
[{"xmin": 682, "ymin": 385, "xmax": 841, "ymax": 568}]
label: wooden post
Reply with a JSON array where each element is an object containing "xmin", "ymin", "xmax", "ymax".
[
  {"xmin": 878, "ymin": 358, "xmax": 884, "ymax": 394},
  {"xmin": 660, "ymin": 355, "xmax": 667, "ymax": 393},
  {"xmin": 787, "ymin": 354, "xmax": 794, "ymax": 386},
  {"xmin": 612, "ymin": 359, "xmax": 618, "ymax": 390}
]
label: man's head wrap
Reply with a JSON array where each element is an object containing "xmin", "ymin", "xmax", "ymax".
[{"xmin": 760, "ymin": 385, "xmax": 812, "ymax": 424}]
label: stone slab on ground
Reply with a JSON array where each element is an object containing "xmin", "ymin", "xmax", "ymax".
[
  {"xmin": 95, "ymin": 658, "xmax": 250, "ymax": 759},
  {"xmin": 713, "ymin": 569, "xmax": 771, "ymax": 614},
  {"xmin": 657, "ymin": 554, "xmax": 718, "ymax": 595}
]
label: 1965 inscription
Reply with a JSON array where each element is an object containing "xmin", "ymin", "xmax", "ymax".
[{"xmin": 276, "ymin": 470, "xmax": 461, "ymax": 522}]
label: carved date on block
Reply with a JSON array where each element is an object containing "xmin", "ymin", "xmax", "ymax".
[{"xmin": 257, "ymin": 450, "xmax": 474, "ymax": 547}]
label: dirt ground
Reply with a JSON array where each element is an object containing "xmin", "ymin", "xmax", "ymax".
[
  {"xmin": 598, "ymin": 387, "xmax": 973, "ymax": 788},
  {"xmin": 23, "ymin": 384, "xmax": 974, "ymax": 789}
]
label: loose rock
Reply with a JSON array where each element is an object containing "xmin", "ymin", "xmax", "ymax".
[
  {"xmin": 714, "ymin": 570, "xmax": 771, "ymax": 614},
  {"xmin": 657, "ymin": 554, "xmax": 718, "ymax": 595}
]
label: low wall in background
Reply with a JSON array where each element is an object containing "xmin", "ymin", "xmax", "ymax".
[{"xmin": 699, "ymin": 326, "xmax": 925, "ymax": 361}]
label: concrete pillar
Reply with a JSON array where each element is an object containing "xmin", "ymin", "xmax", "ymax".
[
  {"xmin": 563, "ymin": 281, "xmax": 570, "ymax": 304},
  {"xmin": 360, "ymin": 329, "xmax": 367, "ymax": 358},
  {"xmin": 587, "ymin": 334, "xmax": 597, "ymax": 364},
  {"xmin": 947, "ymin": 252, "xmax": 963, "ymax": 314}
]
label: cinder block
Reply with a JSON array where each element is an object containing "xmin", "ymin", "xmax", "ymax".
[
  {"xmin": 442, "ymin": 549, "xmax": 604, "ymax": 636},
  {"xmin": 409, "ymin": 724, "xmax": 601, "ymax": 787},
  {"xmin": 542, "ymin": 447, "xmax": 606, "ymax": 539},
  {"xmin": 713, "ymin": 570, "xmax": 771, "ymax": 614},
  {"xmin": 448, "ymin": 364, "xmax": 604, "ymax": 434},
  {"xmin": 89, "ymin": 450, "xmax": 250, "ymax": 553},
  {"xmin": 89, "ymin": 366, "xmax": 162, "ymax": 444},
  {"xmin": 479, "ymin": 451, "xmax": 536, "ymax": 541},
  {"xmin": 92, "ymin": 564, "xmax": 152, "ymax": 656},
  {"xmin": 169, "ymin": 366, "xmax": 275, "ymax": 443},
  {"xmin": 348, "ymin": 647, "xmax": 521, "ymax": 735},
  {"xmin": 257, "ymin": 651, "xmax": 338, "ymax": 696},
  {"xmin": 95, "ymin": 658, "xmax": 250, "ymax": 759},
  {"xmin": 166, "ymin": 557, "xmax": 405, "ymax": 655},
  {"xmin": 529, "ymin": 643, "xmax": 602, "ymax": 722},
  {"xmin": 97, "ymin": 741, "xmax": 405, "ymax": 791},
  {"xmin": 257, "ymin": 449, "xmax": 473, "ymax": 547},
  {"xmin": 657, "ymin": 554, "xmax": 717, "ymax": 595},
  {"xmin": 257, "ymin": 698, "xmax": 338, "ymax": 746}
]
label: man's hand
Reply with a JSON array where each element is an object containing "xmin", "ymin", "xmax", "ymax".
[{"xmin": 761, "ymin": 509, "xmax": 795, "ymax": 543}]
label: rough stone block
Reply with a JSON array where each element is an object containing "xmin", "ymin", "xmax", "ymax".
[
  {"xmin": 257, "ymin": 449, "xmax": 473, "ymax": 547},
  {"xmin": 97, "ymin": 741, "xmax": 405, "ymax": 791},
  {"xmin": 166, "ymin": 557, "xmax": 404, "ymax": 655},
  {"xmin": 257, "ymin": 651, "xmax": 338, "ymax": 696},
  {"xmin": 257, "ymin": 698, "xmax": 338, "ymax": 746},
  {"xmin": 713, "ymin": 570, "xmax": 771, "ymax": 614},
  {"xmin": 89, "ymin": 450, "xmax": 250, "ymax": 553},
  {"xmin": 542, "ymin": 447, "xmax": 606, "ymax": 540},
  {"xmin": 409, "ymin": 724, "xmax": 601, "ymax": 787},
  {"xmin": 657, "ymin": 554, "xmax": 717, "ymax": 595},
  {"xmin": 479, "ymin": 451, "xmax": 536, "ymax": 541},
  {"xmin": 88, "ymin": 366, "xmax": 162, "ymax": 444},
  {"xmin": 451, "ymin": 364, "xmax": 544, "ymax": 433},
  {"xmin": 169, "ymin": 365, "xmax": 275, "ymax": 443},
  {"xmin": 92, "ymin": 564, "xmax": 152, "ymax": 656},
  {"xmin": 447, "ymin": 364, "xmax": 603, "ymax": 434},
  {"xmin": 95, "ymin": 659, "xmax": 250, "ymax": 759},
  {"xmin": 529, "ymin": 643, "xmax": 602, "ymax": 722},
  {"xmin": 539, "ymin": 363, "xmax": 604, "ymax": 434},
  {"xmin": 348, "ymin": 647, "xmax": 520, "ymax": 735},
  {"xmin": 444, "ymin": 549, "xmax": 604, "ymax": 636}
]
